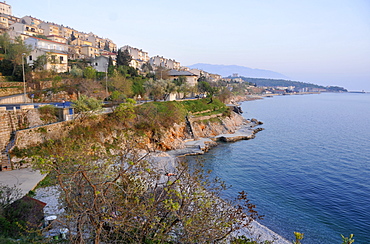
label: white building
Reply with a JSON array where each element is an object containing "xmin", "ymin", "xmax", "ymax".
[
  {"xmin": 149, "ymin": 55, "xmax": 180, "ymax": 70},
  {"xmin": 91, "ymin": 56, "xmax": 109, "ymax": 72},
  {"xmin": 0, "ymin": 1, "xmax": 11, "ymax": 16},
  {"xmin": 168, "ymin": 70, "xmax": 198, "ymax": 87},
  {"xmin": 121, "ymin": 45, "xmax": 149, "ymax": 70},
  {"xmin": 25, "ymin": 36, "xmax": 68, "ymax": 73}
]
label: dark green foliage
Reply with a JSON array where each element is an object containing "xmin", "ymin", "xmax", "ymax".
[
  {"xmin": 31, "ymin": 54, "xmax": 47, "ymax": 71},
  {"xmin": 116, "ymin": 49, "xmax": 132, "ymax": 67},
  {"xmin": 109, "ymin": 90, "xmax": 126, "ymax": 102},
  {"xmin": 83, "ymin": 66, "xmax": 96, "ymax": 79},
  {"xmin": 71, "ymin": 31, "xmax": 76, "ymax": 41},
  {"xmin": 326, "ymin": 86, "xmax": 348, "ymax": 92},
  {"xmin": 95, "ymin": 71, "xmax": 106, "ymax": 80},
  {"xmin": 108, "ymin": 56, "xmax": 114, "ymax": 67},
  {"xmin": 131, "ymin": 76, "xmax": 146, "ymax": 96},
  {"xmin": 35, "ymin": 173, "xmax": 57, "ymax": 189},
  {"xmin": 181, "ymin": 97, "xmax": 227, "ymax": 114},
  {"xmin": 0, "ymin": 59, "xmax": 14, "ymax": 76},
  {"xmin": 135, "ymin": 101, "xmax": 187, "ymax": 130},
  {"xmin": 104, "ymin": 41, "xmax": 110, "ymax": 51},
  {"xmin": 72, "ymin": 95, "xmax": 102, "ymax": 113},
  {"xmin": 198, "ymin": 80, "xmax": 213, "ymax": 94},
  {"xmin": 231, "ymin": 235, "xmax": 274, "ymax": 244},
  {"xmin": 32, "ymin": 34, "xmax": 49, "ymax": 40},
  {"xmin": 234, "ymin": 76, "xmax": 347, "ymax": 91}
]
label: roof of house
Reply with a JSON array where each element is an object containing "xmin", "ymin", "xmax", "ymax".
[
  {"xmin": 37, "ymin": 48, "xmax": 68, "ymax": 55},
  {"xmin": 26, "ymin": 35, "xmax": 67, "ymax": 45},
  {"xmin": 168, "ymin": 69, "xmax": 198, "ymax": 77},
  {"xmin": 0, "ymin": 1, "xmax": 11, "ymax": 6},
  {"xmin": 8, "ymin": 196, "xmax": 46, "ymax": 228}
]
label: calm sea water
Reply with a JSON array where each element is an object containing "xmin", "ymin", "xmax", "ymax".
[{"xmin": 188, "ymin": 93, "xmax": 370, "ymax": 244}]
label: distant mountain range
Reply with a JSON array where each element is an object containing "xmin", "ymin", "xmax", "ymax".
[{"xmin": 188, "ymin": 63, "xmax": 289, "ymax": 79}]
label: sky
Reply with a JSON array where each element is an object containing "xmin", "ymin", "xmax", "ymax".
[{"xmin": 6, "ymin": 0, "xmax": 370, "ymax": 91}]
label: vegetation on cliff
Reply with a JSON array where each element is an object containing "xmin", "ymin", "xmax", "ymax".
[{"xmin": 6, "ymin": 99, "xmax": 267, "ymax": 243}]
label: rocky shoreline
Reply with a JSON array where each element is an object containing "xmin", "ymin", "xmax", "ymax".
[
  {"xmin": 158, "ymin": 117, "xmax": 290, "ymax": 244},
  {"xmin": 33, "ymin": 103, "xmax": 290, "ymax": 243},
  {"xmin": 166, "ymin": 117, "xmax": 264, "ymax": 157}
]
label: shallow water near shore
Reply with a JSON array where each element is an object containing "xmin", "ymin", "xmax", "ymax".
[{"xmin": 188, "ymin": 93, "xmax": 370, "ymax": 244}]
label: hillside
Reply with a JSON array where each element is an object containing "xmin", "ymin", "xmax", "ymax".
[
  {"xmin": 188, "ymin": 63, "xmax": 289, "ymax": 79},
  {"xmin": 235, "ymin": 77, "xmax": 347, "ymax": 92}
]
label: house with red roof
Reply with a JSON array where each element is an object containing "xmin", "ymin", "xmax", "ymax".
[{"xmin": 24, "ymin": 35, "xmax": 68, "ymax": 73}]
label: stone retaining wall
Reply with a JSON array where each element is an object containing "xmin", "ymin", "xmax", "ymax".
[
  {"xmin": 0, "ymin": 82, "xmax": 24, "ymax": 88},
  {"xmin": 14, "ymin": 120, "xmax": 75, "ymax": 150}
]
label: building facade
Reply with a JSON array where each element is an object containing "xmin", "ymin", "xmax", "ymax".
[
  {"xmin": 0, "ymin": 1, "xmax": 11, "ymax": 16},
  {"xmin": 25, "ymin": 36, "xmax": 68, "ymax": 73}
]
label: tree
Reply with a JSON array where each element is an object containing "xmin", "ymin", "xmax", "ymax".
[
  {"xmin": 144, "ymin": 79, "xmax": 164, "ymax": 101},
  {"xmin": 0, "ymin": 33, "xmax": 11, "ymax": 55},
  {"xmin": 70, "ymin": 65, "xmax": 83, "ymax": 77},
  {"xmin": 71, "ymin": 31, "xmax": 77, "ymax": 42},
  {"xmin": 198, "ymin": 81, "xmax": 219, "ymax": 103},
  {"xmin": 131, "ymin": 76, "xmax": 146, "ymax": 98},
  {"xmin": 108, "ymin": 56, "xmax": 114, "ymax": 67},
  {"xmin": 32, "ymin": 34, "xmax": 49, "ymax": 40},
  {"xmin": 104, "ymin": 41, "xmax": 110, "ymax": 51},
  {"xmin": 112, "ymin": 98, "xmax": 136, "ymax": 126},
  {"xmin": 29, "ymin": 131, "xmax": 261, "ymax": 243},
  {"xmin": 31, "ymin": 54, "xmax": 47, "ymax": 71},
  {"xmin": 155, "ymin": 66, "xmax": 169, "ymax": 80},
  {"xmin": 109, "ymin": 90, "xmax": 126, "ymax": 103},
  {"xmin": 198, "ymin": 81, "xmax": 212, "ymax": 94},
  {"xmin": 83, "ymin": 66, "xmax": 96, "ymax": 79},
  {"xmin": 72, "ymin": 95, "xmax": 102, "ymax": 119},
  {"xmin": 0, "ymin": 35, "xmax": 32, "ymax": 77},
  {"xmin": 141, "ymin": 62, "xmax": 153, "ymax": 74},
  {"xmin": 218, "ymin": 87, "xmax": 233, "ymax": 103},
  {"xmin": 116, "ymin": 48, "xmax": 132, "ymax": 67}
]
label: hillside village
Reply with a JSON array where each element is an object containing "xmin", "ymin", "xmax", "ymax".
[
  {"xmin": 0, "ymin": 1, "xmax": 224, "ymax": 87},
  {"xmin": 0, "ymin": 1, "xmax": 347, "ymax": 171},
  {"xmin": 0, "ymin": 2, "xmax": 351, "ymax": 243},
  {"xmin": 0, "ymin": 1, "xmax": 346, "ymax": 104}
]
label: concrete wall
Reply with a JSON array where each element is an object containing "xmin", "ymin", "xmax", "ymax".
[
  {"xmin": 0, "ymin": 82, "xmax": 24, "ymax": 88},
  {"xmin": 0, "ymin": 94, "xmax": 32, "ymax": 104},
  {"xmin": 14, "ymin": 120, "xmax": 75, "ymax": 150},
  {"xmin": 0, "ymin": 82, "xmax": 25, "ymax": 97},
  {"xmin": 0, "ymin": 111, "xmax": 18, "ymax": 170},
  {"xmin": 0, "ymin": 108, "xmax": 50, "ymax": 170}
]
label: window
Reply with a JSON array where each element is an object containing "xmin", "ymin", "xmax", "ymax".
[
  {"xmin": 60, "ymin": 56, "xmax": 64, "ymax": 63},
  {"xmin": 29, "ymin": 55, "xmax": 32, "ymax": 61},
  {"xmin": 51, "ymin": 55, "xmax": 56, "ymax": 63}
]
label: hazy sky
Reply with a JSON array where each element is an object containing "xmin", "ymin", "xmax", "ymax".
[{"xmin": 7, "ymin": 0, "xmax": 370, "ymax": 91}]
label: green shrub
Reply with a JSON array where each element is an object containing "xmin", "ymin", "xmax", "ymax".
[
  {"xmin": 83, "ymin": 66, "xmax": 96, "ymax": 79},
  {"xmin": 38, "ymin": 105, "xmax": 58, "ymax": 123}
]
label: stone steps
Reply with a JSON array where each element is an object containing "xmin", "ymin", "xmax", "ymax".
[{"xmin": 0, "ymin": 152, "xmax": 11, "ymax": 171}]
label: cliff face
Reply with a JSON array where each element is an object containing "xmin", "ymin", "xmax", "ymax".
[
  {"xmin": 5, "ymin": 111, "xmax": 249, "ymax": 169},
  {"xmin": 190, "ymin": 112, "xmax": 245, "ymax": 138},
  {"xmin": 158, "ymin": 112, "xmax": 246, "ymax": 150},
  {"xmin": 0, "ymin": 109, "xmax": 48, "ymax": 170}
]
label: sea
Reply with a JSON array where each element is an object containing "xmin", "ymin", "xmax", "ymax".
[{"xmin": 187, "ymin": 93, "xmax": 370, "ymax": 244}]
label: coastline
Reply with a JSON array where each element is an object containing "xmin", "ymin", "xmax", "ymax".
[
  {"xmin": 32, "ymin": 97, "xmax": 290, "ymax": 243},
  {"xmin": 160, "ymin": 116, "xmax": 290, "ymax": 244}
]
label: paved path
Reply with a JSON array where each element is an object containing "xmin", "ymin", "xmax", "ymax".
[{"xmin": 0, "ymin": 168, "xmax": 45, "ymax": 195}]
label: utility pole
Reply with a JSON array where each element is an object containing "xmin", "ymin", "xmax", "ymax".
[
  {"xmin": 105, "ymin": 63, "xmax": 108, "ymax": 96},
  {"xmin": 22, "ymin": 53, "xmax": 26, "ymax": 103}
]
